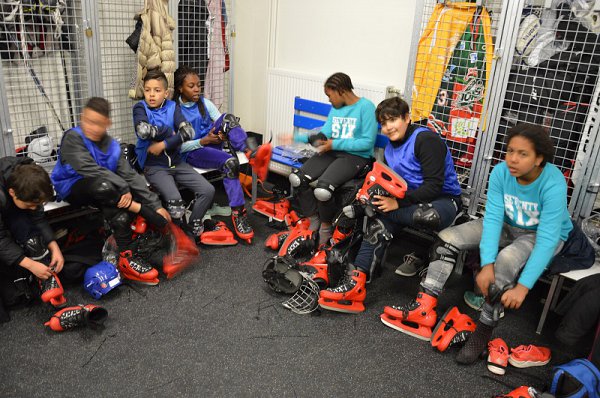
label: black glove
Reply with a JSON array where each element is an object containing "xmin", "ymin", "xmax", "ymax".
[
  {"xmin": 135, "ymin": 122, "xmax": 158, "ymax": 140},
  {"xmin": 308, "ymin": 132, "xmax": 328, "ymax": 147},
  {"xmin": 178, "ymin": 121, "xmax": 195, "ymax": 142}
]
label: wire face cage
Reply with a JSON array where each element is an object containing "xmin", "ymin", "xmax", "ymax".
[{"xmin": 0, "ymin": 0, "xmax": 233, "ymax": 164}]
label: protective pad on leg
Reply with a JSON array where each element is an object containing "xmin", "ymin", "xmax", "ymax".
[
  {"xmin": 314, "ymin": 181, "xmax": 334, "ymax": 202},
  {"xmin": 289, "ymin": 171, "xmax": 312, "ymax": 190},
  {"xmin": 223, "ymin": 157, "xmax": 240, "ymax": 179},
  {"xmin": 413, "ymin": 203, "xmax": 441, "ymax": 231}
]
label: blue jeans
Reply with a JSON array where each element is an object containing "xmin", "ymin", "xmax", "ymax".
[
  {"xmin": 421, "ymin": 218, "xmax": 564, "ymax": 325},
  {"xmin": 353, "ymin": 196, "xmax": 459, "ymax": 273}
]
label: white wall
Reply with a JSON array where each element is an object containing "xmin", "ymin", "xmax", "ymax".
[{"xmin": 233, "ymin": 0, "xmax": 419, "ymax": 135}]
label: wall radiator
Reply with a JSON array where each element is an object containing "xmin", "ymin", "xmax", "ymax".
[{"xmin": 265, "ymin": 68, "xmax": 388, "ymax": 146}]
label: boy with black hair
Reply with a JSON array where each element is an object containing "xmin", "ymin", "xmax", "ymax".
[
  {"xmin": 133, "ymin": 69, "xmax": 215, "ymax": 243},
  {"xmin": 52, "ymin": 97, "xmax": 171, "ymax": 285},
  {"xmin": 0, "ymin": 157, "xmax": 64, "ymax": 321}
]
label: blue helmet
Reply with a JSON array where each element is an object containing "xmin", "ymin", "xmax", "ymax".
[{"xmin": 84, "ymin": 261, "xmax": 122, "ymax": 299}]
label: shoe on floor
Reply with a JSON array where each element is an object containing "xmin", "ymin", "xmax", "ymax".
[
  {"xmin": 487, "ymin": 338, "xmax": 509, "ymax": 375},
  {"xmin": 206, "ymin": 203, "xmax": 232, "ymax": 217},
  {"xmin": 493, "ymin": 386, "xmax": 539, "ymax": 398},
  {"xmin": 395, "ymin": 252, "xmax": 424, "ymax": 277},
  {"xmin": 463, "ymin": 291, "xmax": 505, "ymax": 318},
  {"xmin": 508, "ymin": 345, "xmax": 551, "ymax": 368}
]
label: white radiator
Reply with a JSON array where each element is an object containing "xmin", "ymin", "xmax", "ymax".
[{"xmin": 265, "ymin": 68, "xmax": 388, "ymax": 146}]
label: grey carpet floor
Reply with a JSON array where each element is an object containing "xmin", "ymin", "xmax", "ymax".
[{"xmin": 0, "ymin": 210, "xmax": 573, "ymax": 398}]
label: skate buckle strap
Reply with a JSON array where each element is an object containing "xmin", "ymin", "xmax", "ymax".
[{"xmin": 487, "ymin": 283, "xmax": 515, "ymax": 322}]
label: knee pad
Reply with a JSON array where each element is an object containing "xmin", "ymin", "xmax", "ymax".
[
  {"xmin": 90, "ymin": 180, "xmax": 119, "ymax": 206},
  {"xmin": 108, "ymin": 211, "xmax": 132, "ymax": 232},
  {"xmin": 223, "ymin": 157, "xmax": 240, "ymax": 179},
  {"xmin": 413, "ymin": 204, "xmax": 441, "ymax": 231},
  {"xmin": 364, "ymin": 219, "xmax": 392, "ymax": 282},
  {"xmin": 289, "ymin": 171, "xmax": 312, "ymax": 190},
  {"xmin": 166, "ymin": 199, "xmax": 186, "ymax": 220},
  {"xmin": 313, "ymin": 181, "xmax": 335, "ymax": 202},
  {"xmin": 429, "ymin": 239, "xmax": 460, "ymax": 265}
]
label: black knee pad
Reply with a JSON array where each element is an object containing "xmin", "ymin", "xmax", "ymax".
[
  {"xmin": 90, "ymin": 180, "xmax": 120, "ymax": 207},
  {"xmin": 364, "ymin": 219, "xmax": 393, "ymax": 282},
  {"xmin": 289, "ymin": 171, "xmax": 312, "ymax": 191},
  {"xmin": 413, "ymin": 203, "xmax": 441, "ymax": 231},
  {"xmin": 108, "ymin": 210, "xmax": 132, "ymax": 232},
  {"xmin": 223, "ymin": 157, "xmax": 240, "ymax": 179},
  {"xmin": 429, "ymin": 238, "xmax": 460, "ymax": 265},
  {"xmin": 314, "ymin": 180, "xmax": 335, "ymax": 202}
]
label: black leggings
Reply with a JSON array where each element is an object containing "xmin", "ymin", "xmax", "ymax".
[{"xmin": 296, "ymin": 151, "xmax": 371, "ymax": 223}]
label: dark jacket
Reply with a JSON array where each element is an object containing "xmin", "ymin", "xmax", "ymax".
[
  {"xmin": 0, "ymin": 157, "xmax": 54, "ymax": 268},
  {"xmin": 57, "ymin": 129, "xmax": 162, "ymax": 210}
]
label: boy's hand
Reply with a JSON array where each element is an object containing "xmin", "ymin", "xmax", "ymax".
[
  {"xmin": 21, "ymin": 258, "xmax": 52, "ymax": 280},
  {"xmin": 501, "ymin": 284, "xmax": 529, "ymax": 309},
  {"xmin": 372, "ymin": 195, "xmax": 398, "ymax": 212},
  {"xmin": 48, "ymin": 241, "xmax": 64, "ymax": 273},
  {"xmin": 156, "ymin": 207, "xmax": 171, "ymax": 222},
  {"xmin": 476, "ymin": 263, "xmax": 495, "ymax": 298},
  {"xmin": 118, "ymin": 192, "xmax": 133, "ymax": 209},
  {"xmin": 148, "ymin": 141, "xmax": 166, "ymax": 155}
]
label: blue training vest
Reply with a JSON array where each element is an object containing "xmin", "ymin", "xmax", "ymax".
[
  {"xmin": 51, "ymin": 126, "xmax": 121, "ymax": 200},
  {"xmin": 135, "ymin": 100, "xmax": 177, "ymax": 169},
  {"xmin": 384, "ymin": 126, "xmax": 462, "ymax": 196}
]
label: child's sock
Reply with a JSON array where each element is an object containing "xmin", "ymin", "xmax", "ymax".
[
  {"xmin": 455, "ymin": 321, "xmax": 494, "ymax": 365},
  {"xmin": 318, "ymin": 224, "xmax": 333, "ymax": 246}
]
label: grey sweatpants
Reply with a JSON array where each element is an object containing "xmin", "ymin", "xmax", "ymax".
[
  {"xmin": 422, "ymin": 218, "xmax": 563, "ymax": 325},
  {"xmin": 144, "ymin": 162, "xmax": 215, "ymax": 223}
]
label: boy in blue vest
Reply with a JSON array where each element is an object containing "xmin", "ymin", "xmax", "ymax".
[
  {"xmin": 132, "ymin": 69, "xmax": 215, "ymax": 243},
  {"xmin": 52, "ymin": 97, "xmax": 171, "ymax": 285},
  {"xmin": 319, "ymin": 97, "xmax": 462, "ymax": 314}
]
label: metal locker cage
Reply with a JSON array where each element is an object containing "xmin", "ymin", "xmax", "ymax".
[
  {"xmin": 0, "ymin": 0, "xmax": 89, "ymax": 164},
  {"xmin": 406, "ymin": 0, "xmax": 600, "ymax": 223},
  {"xmin": 404, "ymin": 0, "xmax": 505, "ymax": 210}
]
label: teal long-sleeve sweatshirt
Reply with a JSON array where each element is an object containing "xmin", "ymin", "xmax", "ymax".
[
  {"xmin": 480, "ymin": 162, "xmax": 573, "ymax": 289},
  {"xmin": 295, "ymin": 97, "xmax": 378, "ymax": 159}
]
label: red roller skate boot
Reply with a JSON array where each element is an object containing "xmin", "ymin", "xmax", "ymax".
[
  {"xmin": 318, "ymin": 267, "xmax": 367, "ymax": 314},
  {"xmin": 45, "ymin": 304, "xmax": 108, "ymax": 332},
  {"xmin": 118, "ymin": 250, "xmax": 159, "ymax": 285},
  {"xmin": 200, "ymin": 220, "xmax": 238, "ymax": 246},
  {"xmin": 380, "ymin": 291, "xmax": 438, "ymax": 341},
  {"xmin": 39, "ymin": 272, "xmax": 67, "ymax": 308},
  {"xmin": 232, "ymin": 207, "xmax": 254, "ymax": 244}
]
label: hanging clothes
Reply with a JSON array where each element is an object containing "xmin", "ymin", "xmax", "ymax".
[
  {"xmin": 178, "ymin": 0, "xmax": 209, "ymax": 86},
  {"xmin": 129, "ymin": 0, "xmax": 176, "ymax": 100},
  {"xmin": 221, "ymin": 0, "xmax": 230, "ymax": 72},
  {"xmin": 411, "ymin": 2, "xmax": 492, "ymax": 125},
  {"xmin": 204, "ymin": 0, "xmax": 226, "ymax": 110}
]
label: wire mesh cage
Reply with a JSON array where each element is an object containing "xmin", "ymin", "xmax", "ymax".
[
  {"xmin": 0, "ymin": 0, "xmax": 233, "ymax": 163},
  {"xmin": 489, "ymin": 0, "xmax": 600, "ymax": 207},
  {"xmin": 410, "ymin": 0, "xmax": 505, "ymax": 195},
  {"xmin": 0, "ymin": 0, "xmax": 88, "ymax": 165}
]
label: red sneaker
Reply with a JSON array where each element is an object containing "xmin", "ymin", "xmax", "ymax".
[
  {"xmin": 493, "ymin": 385, "xmax": 538, "ymax": 398},
  {"xmin": 487, "ymin": 338, "xmax": 509, "ymax": 375},
  {"xmin": 508, "ymin": 345, "xmax": 551, "ymax": 368}
]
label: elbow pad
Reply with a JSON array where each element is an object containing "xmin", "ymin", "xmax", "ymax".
[
  {"xmin": 136, "ymin": 122, "xmax": 158, "ymax": 140},
  {"xmin": 178, "ymin": 121, "xmax": 195, "ymax": 142}
]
